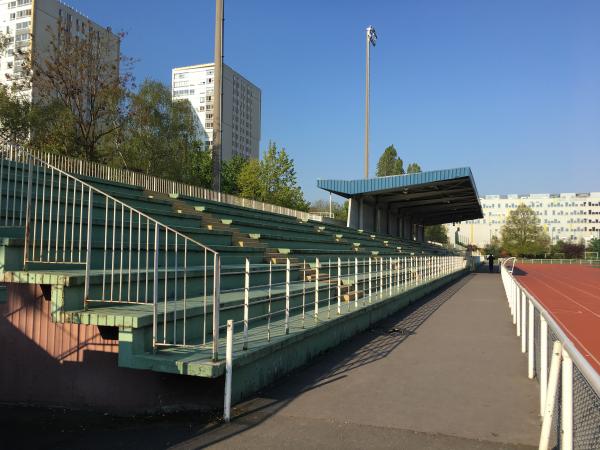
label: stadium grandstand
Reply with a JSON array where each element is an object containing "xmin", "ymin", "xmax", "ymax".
[
  {"xmin": 1, "ymin": 147, "xmax": 599, "ymax": 450},
  {"xmin": 0, "ymin": 147, "xmax": 477, "ymax": 411}
]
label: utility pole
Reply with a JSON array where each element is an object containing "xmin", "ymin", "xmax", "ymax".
[
  {"xmin": 212, "ymin": 0, "xmax": 224, "ymax": 191},
  {"xmin": 364, "ymin": 26, "xmax": 377, "ymax": 179}
]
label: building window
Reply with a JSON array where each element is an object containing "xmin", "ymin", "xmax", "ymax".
[
  {"xmin": 15, "ymin": 21, "xmax": 30, "ymax": 30},
  {"xmin": 206, "ymin": 122, "xmax": 213, "ymax": 128},
  {"xmin": 16, "ymin": 9, "xmax": 31, "ymax": 19}
]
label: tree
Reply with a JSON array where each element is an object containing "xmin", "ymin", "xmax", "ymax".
[
  {"xmin": 551, "ymin": 240, "xmax": 585, "ymax": 259},
  {"xmin": 309, "ymin": 199, "xmax": 348, "ymax": 222},
  {"xmin": 120, "ymin": 80, "xmax": 202, "ymax": 183},
  {"xmin": 425, "ymin": 224, "xmax": 448, "ymax": 244},
  {"xmin": 501, "ymin": 204, "xmax": 550, "ymax": 256},
  {"xmin": 221, "ymin": 154, "xmax": 248, "ymax": 195},
  {"xmin": 376, "ymin": 145, "xmax": 404, "ymax": 176},
  {"xmin": 238, "ymin": 142, "xmax": 309, "ymax": 211},
  {"xmin": 33, "ymin": 22, "xmax": 133, "ymax": 162},
  {"xmin": 406, "ymin": 163, "xmax": 422, "ymax": 174},
  {"xmin": 588, "ymin": 238, "xmax": 600, "ymax": 256},
  {"xmin": 483, "ymin": 236, "xmax": 502, "ymax": 257}
]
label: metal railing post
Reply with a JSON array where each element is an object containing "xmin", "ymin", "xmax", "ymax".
[
  {"xmin": 285, "ymin": 258, "xmax": 290, "ymax": 334},
  {"xmin": 243, "ymin": 258, "xmax": 250, "ymax": 350},
  {"xmin": 528, "ymin": 300, "xmax": 534, "ymax": 379},
  {"xmin": 314, "ymin": 258, "xmax": 320, "ymax": 321},
  {"xmin": 224, "ymin": 319, "xmax": 233, "ymax": 423},
  {"xmin": 22, "ymin": 154, "xmax": 34, "ymax": 270},
  {"xmin": 354, "ymin": 257, "xmax": 358, "ymax": 308},
  {"xmin": 561, "ymin": 348, "xmax": 573, "ymax": 450},
  {"xmin": 337, "ymin": 257, "xmax": 341, "ymax": 314},
  {"xmin": 152, "ymin": 223, "xmax": 159, "ymax": 352},
  {"xmin": 521, "ymin": 291, "xmax": 527, "ymax": 353},
  {"xmin": 540, "ymin": 341, "xmax": 562, "ymax": 450},
  {"xmin": 540, "ymin": 316, "xmax": 548, "ymax": 416},
  {"xmin": 83, "ymin": 188, "xmax": 93, "ymax": 309},
  {"xmin": 212, "ymin": 254, "xmax": 221, "ymax": 361},
  {"xmin": 368, "ymin": 257, "xmax": 372, "ymax": 300}
]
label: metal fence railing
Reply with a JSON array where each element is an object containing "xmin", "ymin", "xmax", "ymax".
[
  {"xmin": 0, "ymin": 147, "xmax": 222, "ymax": 360},
  {"xmin": 221, "ymin": 254, "xmax": 467, "ymax": 419},
  {"xmin": 500, "ymin": 258, "xmax": 600, "ymax": 450},
  {"xmin": 18, "ymin": 148, "xmax": 322, "ymax": 222}
]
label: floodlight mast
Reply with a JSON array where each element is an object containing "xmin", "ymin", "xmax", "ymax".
[
  {"xmin": 364, "ymin": 26, "xmax": 377, "ymax": 179},
  {"xmin": 212, "ymin": 0, "xmax": 224, "ymax": 191}
]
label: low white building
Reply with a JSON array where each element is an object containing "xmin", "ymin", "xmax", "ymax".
[
  {"xmin": 172, "ymin": 63, "xmax": 261, "ymax": 160},
  {"xmin": 448, "ymin": 192, "xmax": 600, "ymax": 247}
]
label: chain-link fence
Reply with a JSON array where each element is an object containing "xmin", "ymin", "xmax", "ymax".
[{"xmin": 500, "ymin": 258, "xmax": 600, "ymax": 450}]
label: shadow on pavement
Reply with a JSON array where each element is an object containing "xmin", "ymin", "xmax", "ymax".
[{"xmin": 173, "ymin": 274, "xmax": 475, "ymax": 449}]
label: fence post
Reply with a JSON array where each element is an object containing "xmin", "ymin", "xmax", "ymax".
[
  {"xmin": 539, "ymin": 341, "xmax": 562, "ymax": 450},
  {"xmin": 23, "ymin": 154, "xmax": 34, "ymax": 270},
  {"xmin": 521, "ymin": 291, "xmax": 527, "ymax": 353},
  {"xmin": 285, "ymin": 258, "xmax": 290, "ymax": 334},
  {"xmin": 528, "ymin": 300, "xmax": 535, "ymax": 379},
  {"xmin": 212, "ymin": 254, "xmax": 221, "ymax": 361},
  {"xmin": 83, "ymin": 188, "xmax": 93, "ymax": 310},
  {"xmin": 224, "ymin": 319, "xmax": 233, "ymax": 423},
  {"xmin": 388, "ymin": 257, "xmax": 392, "ymax": 293},
  {"xmin": 540, "ymin": 316, "xmax": 548, "ymax": 416},
  {"xmin": 368, "ymin": 257, "xmax": 372, "ymax": 300},
  {"xmin": 354, "ymin": 257, "xmax": 358, "ymax": 308},
  {"xmin": 516, "ymin": 286, "xmax": 521, "ymax": 336},
  {"xmin": 243, "ymin": 258, "xmax": 250, "ymax": 350},
  {"xmin": 561, "ymin": 348, "xmax": 573, "ymax": 450},
  {"xmin": 337, "ymin": 257, "xmax": 341, "ymax": 315},
  {"xmin": 314, "ymin": 258, "xmax": 319, "ymax": 321},
  {"xmin": 152, "ymin": 223, "xmax": 159, "ymax": 352}
]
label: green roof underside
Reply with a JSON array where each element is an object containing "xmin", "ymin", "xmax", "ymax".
[{"xmin": 317, "ymin": 167, "xmax": 483, "ymax": 226}]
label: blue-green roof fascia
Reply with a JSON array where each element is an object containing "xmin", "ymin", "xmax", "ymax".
[{"xmin": 317, "ymin": 167, "xmax": 478, "ymax": 198}]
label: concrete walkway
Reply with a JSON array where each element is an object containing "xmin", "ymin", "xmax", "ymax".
[{"xmin": 176, "ymin": 273, "xmax": 541, "ymax": 449}]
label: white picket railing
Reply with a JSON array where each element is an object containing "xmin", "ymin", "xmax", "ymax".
[{"xmin": 501, "ymin": 258, "xmax": 600, "ymax": 450}]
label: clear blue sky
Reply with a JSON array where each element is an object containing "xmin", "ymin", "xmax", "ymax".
[{"xmin": 67, "ymin": 0, "xmax": 600, "ymax": 202}]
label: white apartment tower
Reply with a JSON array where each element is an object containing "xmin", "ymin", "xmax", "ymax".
[
  {"xmin": 0, "ymin": 0, "xmax": 119, "ymax": 99},
  {"xmin": 448, "ymin": 192, "xmax": 600, "ymax": 247},
  {"xmin": 172, "ymin": 63, "xmax": 261, "ymax": 160}
]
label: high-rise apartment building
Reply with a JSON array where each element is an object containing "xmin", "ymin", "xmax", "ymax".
[
  {"xmin": 172, "ymin": 63, "xmax": 261, "ymax": 160},
  {"xmin": 0, "ymin": 0, "xmax": 119, "ymax": 99},
  {"xmin": 448, "ymin": 192, "xmax": 600, "ymax": 247}
]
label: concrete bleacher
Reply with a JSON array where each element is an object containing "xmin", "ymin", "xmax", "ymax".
[{"xmin": 0, "ymin": 156, "xmax": 466, "ymax": 403}]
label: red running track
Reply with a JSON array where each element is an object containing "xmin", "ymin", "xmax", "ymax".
[{"xmin": 514, "ymin": 263, "xmax": 600, "ymax": 373}]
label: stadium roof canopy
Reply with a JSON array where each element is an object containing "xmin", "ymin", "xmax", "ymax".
[{"xmin": 317, "ymin": 167, "xmax": 483, "ymax": 226}]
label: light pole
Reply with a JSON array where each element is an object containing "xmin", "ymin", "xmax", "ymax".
[
  {"xmin": 364, "ymin": 25, "xmax": 377, "ymax": 179},
  {"xmin": 212, "ymin": 0, "xmax": 224, "ymax": 192}
]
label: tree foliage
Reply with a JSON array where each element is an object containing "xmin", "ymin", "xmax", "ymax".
[
  {"xmin": 550, "ymin": 240, "xmax": 585, "ymax": 259},
  {"xmin": 119, "ymin": 80, "xmax": 201, "ymax": 183},
  {"xmin": 406, "ymin": 162, "xmax": 422, "ymax": 174},
  {"xmin": 238, "ymin": 142, "xmax": 309, "ymax": 211},
  {"xmin": 376, "ymin": 145, "xmax": 404, "ymax": 176},
  {"xmin": 33, "ymin": 22, "xmax": 133, "ymax": 162},
  {"xmin": 425, "ymin": 224, "xmax": 448, "ymax": 244},
  {"xmin": 483, "ymin": 236, "xmax": 502, "ymax": 257},
  {"xmin": 500, "ymin": 204, "xmax": 550, "ymax": 256},
  {"xmin": 0, "ymin": 26, "xmax": 312, "ymax": 212},
  {"xmin": 588, "ymin": 238, "xmax": 600, "ymax": 255},
  {"xmin": 309, "ymin": 199, "xmax": 348, "ymax": 222}
]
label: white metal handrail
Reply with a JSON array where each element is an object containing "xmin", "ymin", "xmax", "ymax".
[
  {"xmin": 500, "ymin": 259, "xmax": 600, "ymax": 450},
  {"xmin": 0, "ymin": 146, "xmax": 222, "ymax": 360},
  {"xmin": 222, "ymin": 254, "xmax": 467, "ymax": 420},
  {"xmin": 22, "ymin": 148, "xmax": 323, "ymax": 222}
]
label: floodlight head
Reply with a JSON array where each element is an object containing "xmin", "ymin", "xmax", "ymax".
[{"xmin": 367, "ymin": 26, "xmax": 377, "ymax": 46}]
